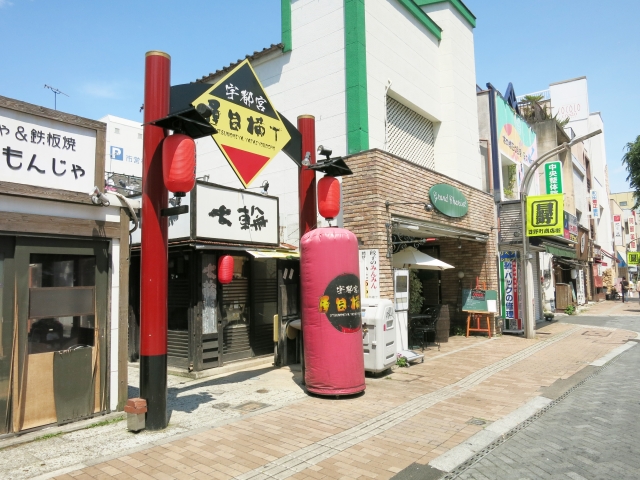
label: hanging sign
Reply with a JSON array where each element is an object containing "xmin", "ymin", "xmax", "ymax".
[
  {"xmin": 526, "ymin": 194, "xmax": 564, "ymax": 237},
  {"xmin": 630, "ymin": 222, "xmax": 636, "ymax": 250},
  {"xmin": 613, "ymin": 214, "xmax": 623, "ymax": 246},
  {"xmin": 191, "ymin": 60, "xmax": 291, "ymax": 187},
  {"xmin": 628, "ymin": 252, "xmax": 640, "ymax": 265},
  {"xmin": 591, "ymin": 190, "xmax": 599, "ymax": 218},
  {"xmin": 429, "ymin": 183, "xmax": 469, "ymax": 217},
  {"xmin": 544, "ymin": 161, "xmax": 563, "ymax": 194},
  {"xmin": 499, "ymin": 251, "xmax": 521, "ymax": 331},
  {"xmin": 359, "ymin": 249, "xmax": 380, "ymax": 299},
  {"xmin": 563, "ymin": 211, "xmax": 578, "ymax": 241}
]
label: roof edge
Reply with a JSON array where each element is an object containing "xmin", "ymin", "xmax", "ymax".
[
  {"xmin": 414, "ymin": 0, "xmax": 476, "ymax": 28},
  {"xmin": 195, "ymin": 43, "xmax": 284, "ymax": 84}
]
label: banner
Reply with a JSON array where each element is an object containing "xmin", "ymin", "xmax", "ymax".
[
  {"xmin": 495, "ymin": 95, "xmax": 537, "ymax": 166},
  {"xmin": 591, "ymin": 190, "xmax": 599, "ymax": 218},
  {"xmin": 613, "ymin": 214, "xmax": 623, "ymax": 246},
  {"xmin": 499, "ymin": 251, "xmax": 521, "ymax": 331},
  {"xmin": 526, "ymin": 194, "xmax": 564, "ymax": 237},
  {"xmin": 544, "ymin": 161, "xmax": 563, "ymax": 194},
  {"xmin": 359, "ymin": 249, "xmax": 380, "ymax": 299}
]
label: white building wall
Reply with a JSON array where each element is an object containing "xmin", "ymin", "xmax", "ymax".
[
  {"xmin": 100, "ymin": 115, "xmax": 143, "ymax": 178},
  {"xmin": 195, "ymin": 0, "xmax": 346, "ymax": 246},
  {"xmin": 365, "ymin": 1, "xmax": 441, "ymax": 152},
  {"xmin": 421, "ymin": 3, "xmax": 482, "ymax": 189}
]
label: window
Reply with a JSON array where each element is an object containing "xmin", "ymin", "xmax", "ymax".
[
  {"xmin": 386, "ymin": 97, "xmax": 435, "ymax": 169},
  {"xmin": 27, "ymin": 254, "xmax": 96, "ymax": 354},
  {"xmin": 620, "ymin": 201, "xmax": 628, "ymax": 206}
]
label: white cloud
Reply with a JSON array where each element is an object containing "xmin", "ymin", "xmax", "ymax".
[{"xmin": 0, "ymin": 0, "xmax": 14, "ymax": 8}]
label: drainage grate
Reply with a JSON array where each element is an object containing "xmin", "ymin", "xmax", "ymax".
[
  {"xmin": 582, "ymin": 330, "xmax": 612, "ymax": 337},
  {"xmin": 233, "ymin": 401, "xmax": 269, "ymax": 413},
  {"xmin": 442, "ymin": 353, "xmax": 624, "ymax": 479},
  {"xmin": 211, "ymin": 403, "xmax": 230, "ymax": 410}
]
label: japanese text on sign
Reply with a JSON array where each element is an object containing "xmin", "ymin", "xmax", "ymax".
[
  {"xmin": 544, "ymin": 161, "xmax": 563, "ymax": 195},
  {"xmin": 526, "ymin": 194, "xmax": 564, "ymax": 237},
  {"xmin": 359, "ymin": 249, "xmax": 380, "ymax": 299}
]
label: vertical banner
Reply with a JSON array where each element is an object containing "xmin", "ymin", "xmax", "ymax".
[
  {"xmin": 359, "ymin": 249, "xmax": 380, "ymax": 299},
  {"xmin": 544, "ymin": 161, "xmax": 563, "ymax": 194},
  {"xmin": 577, "ymin": 270, "xmax": 585, "ymax": 305},
  {"xmin": 614, "ymin": 214, "xmax": 623, "ymax": 246},
  {"xmin": 630, "ymin": 217, "xmax": 637, "ymax": 251},
  {"xmin": 499, "ymin": 251, "xmax": 521, "ymax": 331},
  {"xmin": 591, "ymin": 190, "xmax": 599, "ymax": 218}
]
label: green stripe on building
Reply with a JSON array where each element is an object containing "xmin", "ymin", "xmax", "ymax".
[
  {"xmin": 344, "ymin": 0, "xmax": 369, "ymax": 154},
  {"xmin": 281, "ymin": 0, "xmax": 292, "ymax": 52},
  {"xmin": 414, "ymin": 0, "xmax": 476, "ymax": 28},
  {"xmin": 397, "ymin": 0, "xmax": 443, "ymax": 39}
]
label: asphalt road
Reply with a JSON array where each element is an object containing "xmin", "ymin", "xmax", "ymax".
[{"xmin": 454, "ymin": 316, "xmax": 640, "ymax": 480}]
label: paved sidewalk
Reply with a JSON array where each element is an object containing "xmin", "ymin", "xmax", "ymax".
[
  {"xmin": 581, "ymin": 299, "xmax": 640, "ymax": 317},
  {"xmin": 457, "ymin": 340, "xmax": 640, "ymax": 480},
  {"xmin": 25, "ymin": 322, "xmax": 634, "ymax": 480}
]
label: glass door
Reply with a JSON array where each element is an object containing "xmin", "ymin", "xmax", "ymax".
[{"xmin": 13, "ymin": 237, "xmax": 108, "ymax": 431}]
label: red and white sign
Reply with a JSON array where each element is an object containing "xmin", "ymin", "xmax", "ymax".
[{"xmin": 614, "ymin": 214, "xmax": 623, "ymax": 246}]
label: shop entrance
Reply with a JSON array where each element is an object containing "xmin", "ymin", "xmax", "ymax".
[{"xmin": 1, "ymin": 236, "xmax": 108, "ymax": 433}]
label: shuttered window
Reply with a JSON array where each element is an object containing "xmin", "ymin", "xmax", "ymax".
[{"xmin": 386, "ymin": 97, "xmax": 435, "ymax": 169}]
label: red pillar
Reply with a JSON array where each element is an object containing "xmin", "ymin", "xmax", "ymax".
[
  {"xmin": 140, "ymin": 50, "xmax": 170, "ymax": 430},
  {"xmin": 298, "ymin": 115, "xmax": 317, "ymax": 238}
]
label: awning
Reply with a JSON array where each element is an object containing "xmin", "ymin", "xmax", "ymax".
[
  {"xmin": 248, "ymin": 250, "xmax": 299, "ymax": 259},
  {"xmin": 617, "ymin": 251, "xmax": 627, "ymax": 267},
  {"xmin": 543, "ymin": 242, "xmax": 576, "ymax": 259}
]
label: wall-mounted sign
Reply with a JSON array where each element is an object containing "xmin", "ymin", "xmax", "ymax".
[
  {"xmin": 495, "ymin": 94, "xmax": 537, "ymax": 166},
  {"xmin": 196, "ymin": 183, "xmax": 279, "ymax": 245},
  {"xmin": 130, "ymin": 191, "xmax": 191, "ymax": 244},
  {"xmin": 359, "ymin": 249, "xmax": 380, "ymax": 299},
  {"xmin": 563, "ymin": 211, "xmax": 578, "ymax": 241},
  {"xmin": 613, "ymin": 214, "xmax": 623, "ymax": 246},
  {"xmin": 191, "ymin": 60, "xmax": 291, "ymax": 188},
  {"xmin": 630, "ymin": 222, "xmax": 636, "ymax": 251},
  {"xmin": 544, "ymin": 161, "xmax": 563, "ymax": 194},
  {"xmin": 526, "ymin": 194, "xmax": 564, "ymax": 237},
  {"xmin": 628, "ymin": 252, "xmax": 640, "ymax": 265},
  {"xmin": 0, "ymin": 106, "xmax": 96, "ymax": 193},
  {"xmin": 429, "ymin": 183, "xmax": 468, "ymax": 217},
  {"xmin": 591, "ymin": 190, "xmax": 599, "ymax": 218}
]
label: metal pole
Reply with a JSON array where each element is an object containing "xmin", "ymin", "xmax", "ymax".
[
  {"xmin": 520, "ymin": 129, "xmax": 602, "ymax": 339},
  {"xmin": 140, "ymin": 50, "xmax": 170, "ymax": 430},
  {"xmin": 297, "ymin": 115, "xmax": 317, "ymax": 238}
]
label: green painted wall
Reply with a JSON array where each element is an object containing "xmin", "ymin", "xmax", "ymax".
[{"xmin": 344, "ymin": 0, "xmax": 369, "ymax": 154}]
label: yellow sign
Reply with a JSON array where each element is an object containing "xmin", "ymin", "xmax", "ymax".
[
  {"xmin": 192, "ymin": 60, "xmax": 291, "ymax": 187},
  {"xmin": 628, "ymin": 252, "xmax": 640, "ymax": 265},
  {"xmin": 526, "ymin": 194, "xmax": 564, "ymax": 237}
]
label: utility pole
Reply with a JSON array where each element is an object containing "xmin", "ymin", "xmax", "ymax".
[
  {"xmin": 520, "ymin": 129, "xmax": 602, "ymax": 339},
  {"xmin": 44, "ymin": 84, "xmax": 69, "ymax": 110}
]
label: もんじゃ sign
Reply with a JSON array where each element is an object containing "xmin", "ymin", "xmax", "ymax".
[
  {"xmin": 428, "ymin": 183, "xmax": 468, "ymax": 217},
  {"xmin": 192, "ymin": 60, "xmax": 291, "ymax": 188}
]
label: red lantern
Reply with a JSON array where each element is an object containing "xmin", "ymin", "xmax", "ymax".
[
  {"xmin": 218, "ymin": 255, "xmax": 234, "ymax": 284},
  {"xmin": 163, "ymin": 134, "xmax": 196, "ymax": 195},
  {"xmin": 318, "ymin": 175, "xmax": 341, "ymax": 219}
]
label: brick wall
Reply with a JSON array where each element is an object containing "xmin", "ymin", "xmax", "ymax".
[{"xmin": 342, "ymin": 149, "xmax": 498, "ymax": 332}]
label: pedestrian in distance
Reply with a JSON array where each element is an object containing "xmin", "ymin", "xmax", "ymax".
[{"xmin": 621, "ymin": 276, "xmax": 629, "ymax": 303}]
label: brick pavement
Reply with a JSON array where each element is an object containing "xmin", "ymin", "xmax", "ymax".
[
  {"xmin": 44, "ymin": 321, "xmax": 637, "ymax": 480},
  {"xmin": 456, "ymin": 340, "xmax": 640, "ymax": 480},
  {"xmin": 581, "ymin": 299, "xmax": 640, "ymax": 317}
]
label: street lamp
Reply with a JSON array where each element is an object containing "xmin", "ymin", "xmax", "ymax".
[{"xmin": 520, "ymin": 129, "xmax": 602, "ymax": 339}]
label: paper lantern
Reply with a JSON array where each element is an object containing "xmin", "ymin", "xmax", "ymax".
[
  {"xmin": 163, "ymin": 134, "xmax": 196, "ymax": 195},
  {"xmin": 218, "ymin": 255, "xmax": 234, "ymax": 284},
  {"xmin": 318, "ymin": 175, "xmax": 340, "ymax": 219}
]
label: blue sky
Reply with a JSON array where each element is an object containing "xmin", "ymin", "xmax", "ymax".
[{"xmin": 0, "ymin": 0, "xmax": 637, "ymax": 193}]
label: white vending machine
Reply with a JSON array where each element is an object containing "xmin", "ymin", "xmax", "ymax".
[{"xmin": 361, "ymin": 299, "xmax": 397, "ymax": 373}]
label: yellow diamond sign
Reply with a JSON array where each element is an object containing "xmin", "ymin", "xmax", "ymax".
[{"xmin": 192, "ymin": 60, "xmax": 290, "ymax": 187}]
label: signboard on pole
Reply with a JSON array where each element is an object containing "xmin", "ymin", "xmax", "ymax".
[
  {"xmin": 628, "ymin": 252, "xmax": 640, "ymax": 265},
  {"xmin": 613, "ymin": 214, "xmax": 623, "ymax": 246},
  {"xmin": 526, "ymin": 194, "xmax": 564, "ymax": 237},
  {"xmin": 499, "ymin": 251, "xmax": 521, "ymax": 331},
  {"xmin": 191, "ymin": 60, "xmax": 291, "ymax": 187},
  {"xmin": 359, "ymin": 249, "xmax": 380, "ymax": 299},
  {"xmin": 591, "ymin": 190, "xmax": 599, "ymax": 218},
  {"xmin": 544, "ymin": 161, "xmax": 563, "ymax": 194}
]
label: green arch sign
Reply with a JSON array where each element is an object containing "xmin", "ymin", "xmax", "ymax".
[{"xmin": 429, "ymin": 183, "xmax": 469, "ymax": 217}]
